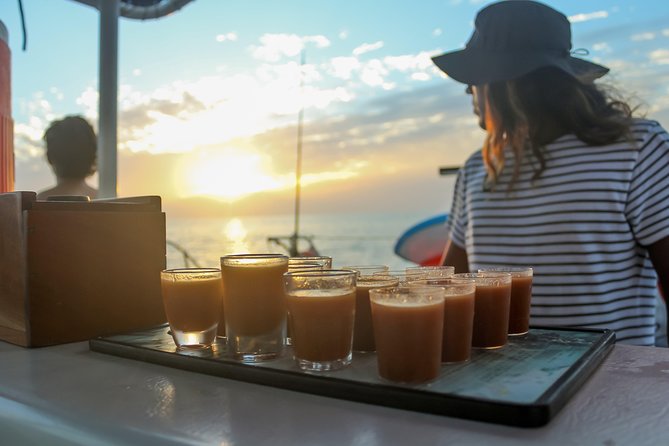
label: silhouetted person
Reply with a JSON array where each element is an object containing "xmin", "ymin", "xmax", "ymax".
[{"xmin": 36, "ymin": 115, "xmax": 98, "ymax": 200}]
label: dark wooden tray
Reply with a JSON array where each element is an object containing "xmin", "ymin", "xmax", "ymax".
[{"xmin": 89, "ymin": 326, "xmax": 614, "ymax": 427}]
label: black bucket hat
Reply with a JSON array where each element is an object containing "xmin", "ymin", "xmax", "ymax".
[{"xmin": 431, "ymin": 0, "xmax": 609, "ymax": 85}]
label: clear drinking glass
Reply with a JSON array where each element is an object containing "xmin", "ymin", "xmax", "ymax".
[
  {"xmin": 453, "ymin": 272, "xmax": 512, "ymax": 349},
  {"xmin": 352, "ymin": 274, "xmax": 400, "ymax": 352},
  {"xmin": 405, "ymin": 265, "xmax": 455, "ymax": 279},
  {"xmin": 370, "ymin": 286, "xmax": 445, "ymax": 384},
  {"xmin": 284, "ymin": 269, "xmax": 357, "ymax": 372},
  {"xmin": 221, "ymin": 254, "xmax": 288, "ymax": 362},
  {"xmin": 479, "ymin": 267, "xmax": 533, "ymax": 336},
  {"xmin": 377, "ymin": 269, "xmax": 428, "ymax": 286},
  {"xmin": 411, "ymin": 278, "xmax": 475, "ymax": 363},
  {"xmin": 289, "ymin": 256, "xmax": 333, "ymax": 269},
  {"xmin": 340, "ymin": 265, "xmax": 389, "ymax": 276},
  {"xmin": 160, "ymin": 268, "xmax": 223, "ymax": 350}
]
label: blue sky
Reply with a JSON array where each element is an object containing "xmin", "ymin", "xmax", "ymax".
[{"xmin": 2, "ymin": 0, "xmax": 669, "ymax": 215}]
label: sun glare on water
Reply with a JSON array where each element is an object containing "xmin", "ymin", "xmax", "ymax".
[{"xmin": 184, "ymin": 148, "xmax": 288, "ymax": 201}]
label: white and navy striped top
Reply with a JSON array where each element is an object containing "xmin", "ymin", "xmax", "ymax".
[{"xmin": 447, "ymin": 119, "xmax": 669, "ymax": 346}]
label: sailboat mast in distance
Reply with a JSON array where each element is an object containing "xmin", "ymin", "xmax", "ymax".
[{"xmin": 290, "ymin": 49, "xmax": 306, "ymax": 257}]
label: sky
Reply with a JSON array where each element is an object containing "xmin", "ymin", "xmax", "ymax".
[{"xmin": 2, "ymin": 0, "xmax": 669, "ymax": 217}]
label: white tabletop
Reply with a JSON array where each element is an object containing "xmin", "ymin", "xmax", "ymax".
[{"xmin": 1, "ymin": 340, "xmax": 668, "ymax": 445}]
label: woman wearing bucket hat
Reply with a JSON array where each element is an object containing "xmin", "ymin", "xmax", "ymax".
[{"xmin": 435, "ymin": 0, "xmax": 669, "ymax": 346}]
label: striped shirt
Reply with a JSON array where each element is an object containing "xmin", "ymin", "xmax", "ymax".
[{"xmin": 447, "ymin": 119, "xmax": 669, "ymax": 346}]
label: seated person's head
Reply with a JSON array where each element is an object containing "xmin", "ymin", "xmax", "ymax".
[{"xmin": 43, "ymin": 115, "xmax": 97, "ymax": 179}]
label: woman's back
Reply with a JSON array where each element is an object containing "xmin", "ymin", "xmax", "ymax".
[{"xmin": 450, "ymin": 119, "xmax": 667, "ymax": 345}]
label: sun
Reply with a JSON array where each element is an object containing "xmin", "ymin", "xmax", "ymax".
[{"xmin": 182, "ymin": 148, "xmax": 287, "ymax": 201}]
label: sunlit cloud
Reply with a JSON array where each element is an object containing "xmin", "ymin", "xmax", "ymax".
[
  {"xmin": 216, "ymin": 32, "xmax": 238, "ymax": 42},
  {"xmin": 338, "ymin": 29, "xmax": 349, "ymax": 40},
  {"xmin": 360, "ymin": 59, "xmax": 394, "ymax": 89},
  {"xmin": 251, "ymin": 33, "xmax": 330, "ymax": 62},
  {"xmin": 183, "ymin": 147, "xmax": 286, "ymax": 201},
  {"xmin": 48, "ymin": 87, "xmax": 65, "ymax": 101},
  {"xmin": 352, "ymin": 41, "xmax": 384, "ymax": 56},
  {"xmin": 384, "ymin": 51, "xmax": 435, "ymax": 72},
  {"xmin": 662, "ymin": 29, "xmax": 669, "ymax": 37},
  {"xmin": 329, "ymin": 56, "xmax": 361, "ymax": 80},
  {"xmin": 411, "ymin": 73, "xmax": 430, "ymax": 81},
  {"xmin": 649, "ymin": 49, "xmax": 669, "ymax": 65},
  {"xmin": 631, "ymin": 32, "xmax": 655, "ymax": 42},
  {"xmin": 432, "ymin": 28, "xmax": 442, "ymax": 37},
  {"xmin": 569, "ymin": 11, "xmax": 608, "ymax": 23},
  {"xmin": 592, "ymin": 42, "xmax": 612, "ymax": 53}
]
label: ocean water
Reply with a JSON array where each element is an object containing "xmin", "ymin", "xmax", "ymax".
[{"xmin": 165, "ymin": 212, "xmax": 434, "ymax": 270}]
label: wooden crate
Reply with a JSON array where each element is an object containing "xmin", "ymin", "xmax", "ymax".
[{"xmin": 0, "ymin": 192, "xmax": 167, "ymax": 347}]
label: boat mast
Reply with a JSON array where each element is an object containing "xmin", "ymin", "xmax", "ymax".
[{"xmin": 289, "ymin": 49, "xmax": 306, "ymax": 257}]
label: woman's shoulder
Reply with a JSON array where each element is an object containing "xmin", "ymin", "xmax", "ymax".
[
  {"xmin": 462, "ymin": 149, "xmax": 484, "ymax": 170},
  {"xmin": 629, "ymin": 118, "xmax": 667, "ymax": 139}
]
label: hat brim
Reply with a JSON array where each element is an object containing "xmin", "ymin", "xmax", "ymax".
[{"xmin": 432, "ymin": 48, "xmax": 609, "ymax": 85}]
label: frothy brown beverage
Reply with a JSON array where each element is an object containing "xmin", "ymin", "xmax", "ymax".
[
  {"xmin": 352, "ymin": 276, "xmax": 398, "ymax": 352},
  {"xmin": 472, "ymin": 283, "xmax": 511, "ymax": 348},
  {"xmin": 509, "ymin": 275, "xmax": 532, "ymax": 335},
  {"xmin": 371, "ymin": 292, "xmax": 444, "ymax": 384},
  {"xmin": 222, "ymin": 260, "xmax": 287, "ymax": 337},
  {"xmin": 286, "ymin": 289, "xmax": 356, "ymax": 362},
  {"xmin": 161, "ymin": 276, "xmax": 222, "ymax": 332}
]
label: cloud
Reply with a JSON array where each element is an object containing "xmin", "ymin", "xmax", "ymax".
[
  {"xmin": 649, "ymin": 49, "xmax": 669, "ymax": 65},
  {"xmin": 569, "ymin": 11, "xmax": 609, "ymax": 24},
  {"xmin": 352, "ymin": 41, "xmax": 384, "ymax": 56},
  {"xmin": 631, "ymin": 32, "xmax": 655, "ymax": 42},
  {"xmin": 592, "ymin": 42, "xmax": 612, "ymax": 53},
  {"xmin": 251, "ymin": 33, "xmax": 330, "ymax": 62},
  {"xmin": 329, "ymin": 56, "xmax": 361, "ymax": 80},
  {"xmin": 360, "ymin": 59, "xmax": 393, "ymax": 89},
  {"xmin": 216, "ymin": 32, "xmax": 238, "ymax": 42},
  {"xmin": 432, "ymin": 28, "xmax": 442, "ymax": 37}
]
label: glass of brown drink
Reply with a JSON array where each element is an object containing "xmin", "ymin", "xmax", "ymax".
[
  {"xmin": 351, "ymin": 274, "xmax": 399, "ymax": 352},
  {"xmin": 283, "ymin": 269, "xmax": 357, "ymax": 372},
  {"xmin": 378, "ymin": 269, "xmax": 429, "ymax": 286},
  {"xmin": 405, "ymin": 265, "xmax": 455, "ymax": 279},
  {"xmin": 341, "ymin": 265, "xmax": 389, "ymax": 276},
  {"xmin": 411, "ymin": 278, "xmax": 476, "ymax": 363},
  {"xmin": 289, "ymin": 256, "xmax": 333, "ymax": 269},
  {"xmin": 221, "ymin": 254, "xmax": 288, "ymax": 362},
  {"xmin": 479, "ymin": 267, "xmax": 533, "ymax": 336},
  {"xmin": 160, "ymin": 268, "xmax": 223, "ymax": 350},
  {"xmin": 454, "ymin": 272, "xmax": 512, "ymax": 349},
  {"xmin": 370, "ymin": 286, "xmax": 445, "ymax": 384},
  {"xmin": 285, "ymin": 261, "xmax": 325, "ymax": 345}
]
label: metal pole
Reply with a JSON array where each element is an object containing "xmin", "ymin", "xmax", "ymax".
[
  {"xmin": 98, "ymin": 0, "xmax": 119, "ymax": 198},
  {"xmin": 290, "ymin": 50, "xmax": 305, "ymax": 257}
]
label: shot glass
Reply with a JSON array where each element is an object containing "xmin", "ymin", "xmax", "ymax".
[
  {"xmin": 285, "ymin": 261, "xmax": 325, "ymax": 345},
  {"xmin": 160, "ymin": 268, "xmax": 223, "ymax": 350},
  {"xmin": 411, "ymin": 278, "xmax": 475, "ymax": 363},
  {"xmin": 221, "ymin": 254, "xmax": 288, "ymax": 362},
  {"xmin": 341, "ymin": 265, "xmax": 389, "ymax": 276},
  {"xmin": 454, "ymin": 272, "xmax": 512, "ymax": 349},
  {"xmin": 479, "ymin": 267, "xmax": 533, "ymax": 336},
  {"xmin": 284, "ymin": 270, "xmax": 357, "ymax": 372},
  {"xmin": 352, "ymin": 274, "xmax": 400, "ymax": 352},
  {"xmin": 370, "ymin": 286, "xmax": 445, "ymax": 384},
  {"xmin": 379, "ymin": 269, "xmax": 428, "ymax": 286},
  {"xmin": 289, "ymin": 256, "xmax": 333, "ymax": 269},
  {"xmin": 405, "ymin": 265, "xmax": 455, "ymax": 279}
]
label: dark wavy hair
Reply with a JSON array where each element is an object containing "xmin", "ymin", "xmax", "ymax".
[
  {"xmin": 43, "ymin": 115, "xmax": 97, "ymax": 179},
  {"xmin": 481, "ymin": 66, "xmax": 635, "ymax": 188}
]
